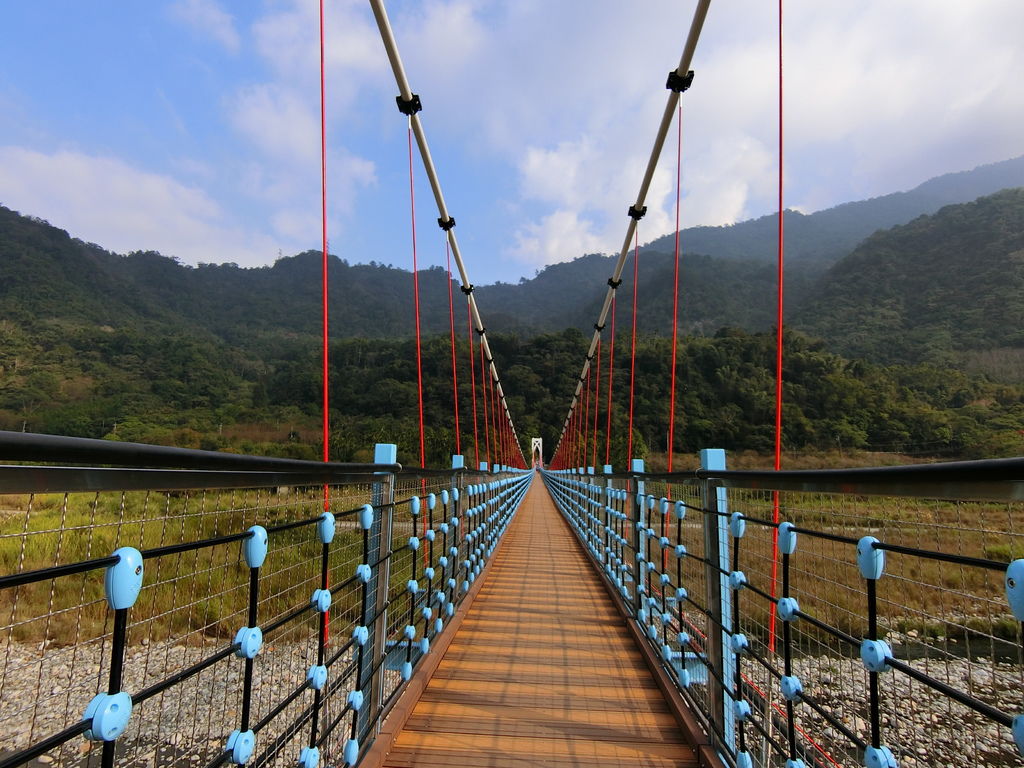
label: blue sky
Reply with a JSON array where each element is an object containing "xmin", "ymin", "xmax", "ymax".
[{"xmin": 2, "ymin": 0, "xmax": 1023, "ymax": 285}]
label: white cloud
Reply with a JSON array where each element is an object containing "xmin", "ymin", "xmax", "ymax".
[
  {"xmin": 168, "ymin": 0, "xmax": 240, "ymax": 54},
  {"xmin": 510, "ymin": 209, "xmax": 604, "ymax": 267},
  {"xmin": 0, "ymin": 147, "xmax": 280, "ymax": 266}
]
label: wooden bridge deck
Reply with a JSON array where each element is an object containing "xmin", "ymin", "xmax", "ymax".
[{"xmin": 374, "ymin": 477, "xmax": 702, "ymax": 768}]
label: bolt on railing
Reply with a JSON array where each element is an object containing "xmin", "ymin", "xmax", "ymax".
[
  {"xmin": 0, "ymin": 432, "xmax": 531, "ymax": 767},
  {"xmin": 543, "ymin": 455, "xmax": 1024, "ymax": 768}
]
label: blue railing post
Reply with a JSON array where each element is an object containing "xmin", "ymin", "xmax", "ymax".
[
  {"xmin": 700, "ymin": 448, "xmax": 734, "ymax": 756},
  {"xmin": 358, "ymin": 443, "xmax": 396, "ymax": 745},
  {"xmin": 630, "ymin": 458, "xmax": 645, "ymax": 617}
]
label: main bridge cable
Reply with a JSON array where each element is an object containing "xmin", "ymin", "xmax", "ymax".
[
  {"xmin": 551, "ymin": 0, "xmax": 711, "ymax": 464},
  {"xmin": 369, "ymin": 0, "xmax": 525, "ymax": 468}
]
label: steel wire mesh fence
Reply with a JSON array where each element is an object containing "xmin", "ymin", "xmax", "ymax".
[
  {"xmin": 543, "ymin": 457, "xmax": 1024, "ymax": 768},
  {"xmin": 0, "ymin": 436, "xmax": 531, "ymax": 768}
]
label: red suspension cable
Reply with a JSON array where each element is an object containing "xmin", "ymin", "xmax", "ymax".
[
  {"xmin": 667, "ymin": 103, "xmax": 683, "ymax": 473},
  {"xmin": 583, "ymin": 367, "xmax": 591, "ymax": 470},
  {"xmin": 445, "ymin": 243, "xmax": 461, "ymax": 456},
  {"xmin": 317, "ymin": 0, "xmax": 330, "ymax": 645},
  {"xmin": 480, "ymin": 341, "xmax": 491, "ymax": 467},
  {"xmin": 592, "ymin": 338, "xmax": 601, "ymax": 469},
  {"xmin": 626, "ymin": 227, "xmax": 640, "ymax": 463},
  {"xmin": 769, "ymin": 0, "xmax": 785, "ymax": 653},
  {"xmin": 467, "ymin": 306, "xmax": 480, "ymax": 468},
  {"xmin": 407, "ymin": 122, "xmax": 426, "ymax": 469},
  {"xmin": 605, "ymin": 295, "xmax": 616, "ymax": 467}
]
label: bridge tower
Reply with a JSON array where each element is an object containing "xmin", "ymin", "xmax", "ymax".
[{"xmin": 530, "ymin": 437, "xmax": 543, "ymax": 467}]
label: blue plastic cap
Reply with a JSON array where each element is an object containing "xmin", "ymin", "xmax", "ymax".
[
  {"xmin": 401, "ymin": 661, "xmax": 413, "ymax": 681},
  {"xmin": 84, "ymin": 691, "xmax": 133, "ymax": 741},
  {"xmin": 311, "ymin": 588, "xmax": 331, "ymax": 613},
  {"xmin": 446, "ymin": 602, "xmax": 455, "ymax": 617},
  {"xmin": 730, "ymin": 512, "xmax": 746, "ymax": 539},
  {"xmin": 424, "ymin": 567, "xmax": 435, "ymax": 580},
  {"xmin": 408, "ymin": 536, "xmax": 420, "ymax": 551},
  {"xmin": 675, "ymin": 544, "xmax": 687, "ymax": 559},
  {"xmin": 674, "ymin": 500, "xmax": 685, "ymax": 520},
  {"xmin": 427, "ymin": 493, "xmax": 437, "ymax": 511},
  {"xmin": 734, "ymin": 699, "xmax": 752, "ymax": 721},
  {"xmin": 452, "ymin": 487, "xmax": 460, "ymax": 502},
  {"xmin": 404, "ymin": 623, "xmax": 416, "ymax": 640},
  {"xmin": 234, "ymin": 626, "xmax": 263, "ymax": 659},
  {"xmin": 857, "ymin": 536, "xmax": 885, "ymax": 580},
  {"xmin": 1007, "ymin": 560, "xmax": 1024, "ymax": 621},
  {"xmin": 736, "ymin": 752, "xmax": 754, "ymax": 768},
  {"xmin": 343, "ymin": 738, "xmax": 359, "ymax": 767},
  {"xmin": 729, "ymin": 571, "xmax": 747, "ymax": 590},
  {"xmin": 603, "ymin": 464, "xmax": 613, "ymax": 474},
  {"xmin": 679, "ymin": 668, "xmax": 691, "ymax": 687},
  {"xmin": 355, "ymin": 563, "xmax": 372, "ymax": 584},
  {"xmin": 860, "ymin": 638, "xmax": 892, "ymax": 673},
  {"xmin": 451, "ymin": 454, "xmax": 465, "ymax": 469},
  {"xmin": 348, "ymin": 690, "xmax": 364, "ymax": 711},
  {"xmin": 425, "ymin": 529, "xmax": 436, "ymax": 542},
  {"xmin": 1013, "ymin": 715, "xmax": 1024, "ymax": 758},
  {"xmin": 420, "ymin": 637, "xmax": 430, "ymax": 655},
  {"xmin": 777, "ymin": 596, "xmax": 800, "ymax": 621},
  {"xmin": 778, "ymin": 522, "xmax": 797, "ymax": 555},
  {"xmin": 659, "ymin": 536, "xmax": 670, "ymax": 550},
  {"xmin": 434, "ymin": 618, "xmax": 443, "ymax": 634},
  {"xmin": 374, "ymin": 443, "xmax": 398, "ymax": 464},
  {"xmin": 227, "ymin": 729, "xmax": 255, "ymax": 765},
  {"xmin": 411, "ymin": 496, "xmax": 421, "ymax": 516},
  {"xmin": 438, "ymin": 556, "xmax": 449, "ymax": 568},
  {"xmin": 352, "ymin": 626, "xmax": 369, "ymax": 646},
  {"xmin": 630, "ymin": 458, "xmax": 644, "ymax": 473},
  {"xmin": 864, "ymin": 745, "xmax": 897, "ymax": 768},
  {"xmin": 441, "ymin": 490, "xmax": 450, "ymax": 505},
  {"xmin": 731, "ymin": 633, "xmax": 749, "ymax": 654},
  {"xmin": 678, "ymin": 631, "xmax": 690, "ymax": 646},
  {"xmin": 407, "ymin": 579, "xmax": 419, "ymax": 594},
  {"xmin": 298, "ymin": 746, "xmax": 320, "ymax": 768},
  {"xmin": 439, "ymin": 523, "xmax": 449, "ymax": 535},
  {"xmin": 780, "ymin": 674, "xmax": 803, "ymax": 702},
  {"xmin": 676, "ymin": 587, "xmax": 688, "ymax": 602},
  {"xmin": 105, "ymin": 547, "xmax": 144, "ymax": 610},
  {"xmin": 422, "ymin": 606, "xmax": 433, "ymax": 620},
  {"xmin": 317, "ymin": 513, "xmax": 335, "ymax": 544},
  {"xmin": 479, "ymin": 462, "xmax": 489, "ymax": 471},
  {"xmin": 359, "ymin": 504, "xmax": 374, "ymax": 531},
  {"xmin": 785, "ymin": 761, "xmax": 807, "ymax": 768},
  {"xmin": 307, "ymin": 664, "xmax": 328, "ymax": 691},
  {"xmin": 660, "ymin": 497, "xmax": 669, "ymax": 516}
]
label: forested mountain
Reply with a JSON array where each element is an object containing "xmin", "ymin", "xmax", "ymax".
[
  {"xmin": 4, "ymin": 161, "xmax": 1024, "ymax": 463},
  {"xmin": 643, "ymin": 154, "xmax": 1024, "ymax": 267},
  {"xmin": 794, "ymin": 188, "xmax": 1024, "ymax": 368}
]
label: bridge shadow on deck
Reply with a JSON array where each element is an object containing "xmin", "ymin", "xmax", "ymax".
[{"xmin": 373, "ymin": 479, "xmax": 701, "ymax": 768}]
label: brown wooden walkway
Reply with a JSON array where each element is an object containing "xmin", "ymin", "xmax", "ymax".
[{"xmin": 371, "ymin": 477, "xmax": 705, "ymax": 768}]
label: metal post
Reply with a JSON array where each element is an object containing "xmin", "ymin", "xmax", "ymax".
[
  {"xmin": 630, "ymin": 458, "xmax": 645, "ymax": 617},
  {"xmin": 700, "ymin": 448, "xmax": 734, "ymax": 751},
  {"xmin": 360, "ymin": 443, "xmax": 396, "ymax": 737}
]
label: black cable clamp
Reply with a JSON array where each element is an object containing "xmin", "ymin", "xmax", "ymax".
[
  {"xmin": 460, "ymin": 284, "xmax": 474, "ymax": 295},
  {"xmin": 396, "ymin": 94, "xmax": 422, "ymax": 116},
  {"xmin": 594, "ymin": 322, "xmax": 605, "ymax": 332},
  {"xmin": 486, "ymin": 357, "xmax": 494, "ymax": 365},
  {"xmin": 474, "ymin": 326, "xmax": 486, "ymax": 336},
  {"xmin": 628, "ymin": 204, "xmax": 647, "ymax": 221},
  {"xmin": 438, "ymin": 217, "xmax": 456, "ymax": 231},
  {"xmin": 666, "ymin": 69, "xmax": 695, "ymax": 93},
  {"xmin": 607, "ymin": 277, "xmax": 623, "ymax": 289}
]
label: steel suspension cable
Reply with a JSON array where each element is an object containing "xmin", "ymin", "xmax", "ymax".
[
  {"xmin": 551, "ymin": 0, "xmax": 711, "ymax": 461},
  {"xmin": 445, "ymin": 243, "xmax": 461, "ymax": 455},
  {"xmin": 479, "ymin": 340, "xmax": 491, "ymax": 467},
  {"xmin": 369, "ymin": 0, "xmax": 524, "ymax": 466}
]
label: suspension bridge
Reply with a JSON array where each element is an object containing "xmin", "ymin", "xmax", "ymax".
[{"xmin": 2, "ymin": 1, "xmax": 1023, "ymax": 767}]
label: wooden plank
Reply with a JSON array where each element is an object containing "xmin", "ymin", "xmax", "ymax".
[{"xmin": 365, "ymin": 478, "xmax": 707, "ymax": 768}]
